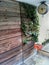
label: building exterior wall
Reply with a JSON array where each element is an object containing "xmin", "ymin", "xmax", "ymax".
[{"xmin": 38, "ymin": 11, "xmax": 49, "ymax": 43}]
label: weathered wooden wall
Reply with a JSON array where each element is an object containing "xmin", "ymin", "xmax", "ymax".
[
  {"xmin": 0, "ymin": 1, "xmax": 34, "ymax": 64},
  {"xmin": 0, "ymin": 1, "xmax": 22, "ymax": 54}
]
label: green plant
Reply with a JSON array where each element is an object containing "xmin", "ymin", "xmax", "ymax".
[
  {"xmin": 21, "ymin": 22, "xmax": 27, "ymax": 35},
  {"xmin": 42, "ymin": 39, "xmax": 49, "ymax": 45},
  {"xmin": 20, "ymin": 3, "xmax": 39, "ymax": 43},
  {"xmin": 23, "ymin": 39, "xmax": 28, "ymax": 45}
]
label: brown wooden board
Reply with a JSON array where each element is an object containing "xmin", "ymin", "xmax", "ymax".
[
  {"xmin": 0, "ymin": 41, "xmax": 34, "ymax": 64},
  {"xmin": 0, "ymin": 1, "xmax": 34, "ymax": 64}
]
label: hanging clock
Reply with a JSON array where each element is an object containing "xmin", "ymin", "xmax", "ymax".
[{"xmin": 38, "ymin": 1, "xmax": 48, "ymax": 15}]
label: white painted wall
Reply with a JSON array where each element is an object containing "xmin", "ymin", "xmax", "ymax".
[
  {"xmin": 38, "ymin": 11, "xmax": 49, "ymax": 44},
  {"xmin": 17, "ymin": 0, "xmax": 49, "ymax": 7}
]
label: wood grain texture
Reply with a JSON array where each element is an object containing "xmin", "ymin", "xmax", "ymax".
[
  {"xmin": 0, "ymin": 41, "xmax": 34, "ymax": 64},
  {"xmin": 0, "ymin": 1, "xmax": 34, "ymax": 64},
  {"xmin": 0, "ymin": 15, "xmax": 22, "ymax": 54}
]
